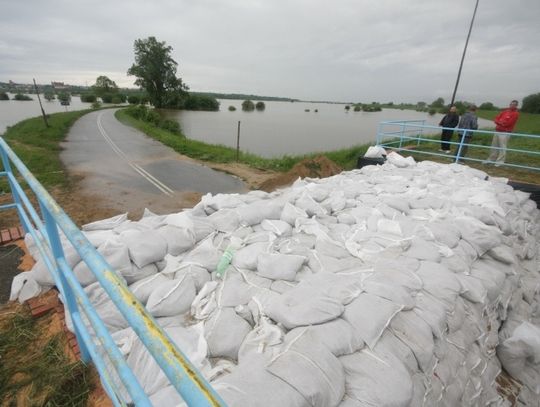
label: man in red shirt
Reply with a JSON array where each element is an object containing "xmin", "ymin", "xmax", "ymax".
[{"xmin": 485, "ymin": 100, "xmax": 520, "ymax": 166}]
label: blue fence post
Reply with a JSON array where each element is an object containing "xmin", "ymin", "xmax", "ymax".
[
  {"xmin": 39, "ymin": 200, "xmax": 91, "ymax": 363},
  {"xmin": 0, "ymin": 147, "xmax": 28, "ymax": 233},
  {"xmin": 398, "ymin": 123, "xmax": 405, "ymax": 148},
  {"xmin": 455, "ymin": 130, "xmax": 466, "ymax": 163}
]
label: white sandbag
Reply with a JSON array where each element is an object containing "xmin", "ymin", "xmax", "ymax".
[
  {"xmin": 230, "ymin": 241, "xmax": 271, "ymax": 271},
  {"xmin": 295, "ymin": 192, "xmax": 327, "ymax": 217},
  {"xmin": 364, "ymin": 145, "xmax": 387, "ymax": 158},
  {"xmin": 213, "ymin": 355, "xmax": 307, "ymax": 407},
  {"xmin": 127, "ymin": 324, "xmax": 208, "ymax": 397},
  {"xmin": 342, "ymin": 293, "xmax": 403, "ymax": 349},
  {"xmin": 146, "ymin": 274, "xmax": 196, "ymax": 317},
  {"xmin": 74, "ymin": 238, "xmax": 132, "ymax": 286},
  {"xmin": 128, "ymin": 273, "xmax": 170, "ymax": 304},
  {"xmin": 261, "ymin": 219, "xmax": 292, "ymax": 237},
  {"xmin": 183, "ymin": 235, "xmax": 221, "ymax": 271},
  {"xmin": 235, "ymin": 200, "xmax": 283, "ymax": 225},
  {"xmin": 122, "ymin": 262, "xmax": 158, "ymax": 285},
  {"xmin": 263, "ymin": 284, "xmax": 344, "ymax": 329},
  {"xmin": 386, "ymin": 151, "xmax": 416, "ymax": 168},
  {"xmin": 454, "ymin": 216, "xmax": 502, "ymax": 256},
  {"xmin": 174, "ymin": 264, "xmax": 210, "ymax": 292},
  {"xmin": 207, "ymin": 209, "xmax": 241, "ymax": 232},
  {"xmin": 82, "ymin": 212, "xmax": 128, "ymax": 231},
  {"xmin": 149, "ymin": 386, "xmax": 185, "ymax": 407},
  {"xmin": 238, "ymin": 315, "xmax": 284, "ymax": 362},
  {"xmin": 156, "ymin": 225, "xmax": 195, "ymax": 256},
  {"xmin": 257, "ymin": 252, "xmax": 306, "ymax": 281},
  {"xmin": 84, "ymin": 281, "xmax": 128, "ymax": 332},
  {"xmin": 280, "ymin": 202, "xmax": 309, "ymax": 226},
  {"xmin": 340, "ymin": 348, "xmax": 413, "ymax": 407},
  {"xmin": 416, "ymin": 261, "xmax": 462, "ymax": 307},
  {"xmin": 10, "ymin": 272, "xmax": 42, "ymax": 303},
  {"xmin": 361, "ymin": 279, "xmax": 416, "ymax": 310},
  {"xmin": 497, "ymin": 322, "xmax": 540, "ymax": 395},
  {"xmin": 267, "ymin": 329, "xmax": 345, "ymax": 407},
  {"xmin": 286, "ymin": 318, "xmax": 364, "ymax": 356},
  {"xmin": 119, "ymin": 228, "xmax": 167, "ymax": 269},
  {"xmin": 205, "ymin": 307, "xmax": 251, "ymax": 360}
]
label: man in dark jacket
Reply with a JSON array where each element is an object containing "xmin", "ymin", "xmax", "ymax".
[
  {"xmin": 439, "ymin": 106, "xmax": 459, "ymax": 153},
  {"xmin": 455, "ymin": 105, "xmax": 478, "ymax": 160}
]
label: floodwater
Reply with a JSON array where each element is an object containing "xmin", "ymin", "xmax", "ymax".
[
  {"xmin": 160, "ymin": 100, "xmax": 493, "ymax": 158},
  {"xmin": 0, "ymin": 93, "xmax": 97, "ymax": 134}
]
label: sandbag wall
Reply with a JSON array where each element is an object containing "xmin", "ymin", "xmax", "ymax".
[{"xmin": 12, "ymin": 156, "xmax": 540, "ymax": 406}]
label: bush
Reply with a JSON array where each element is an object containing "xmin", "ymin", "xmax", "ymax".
[
  {"xmin": 44, "ymin": 92, "xmax": 55, "ymax": 101},
  {"xmin": 128, "ymin": 95, "xmax": 140, "ymax": 104},
  {"xmin": 91, "ymin": 101, "xmax": 102, "ymax": 109},
  {"xmin": 242, "ymin": 100, "xmax": 255, "ymax": 111},
  {"xmin": 479, "ymin": 102, "xmax": 496, "ymax": 111},
  {"xmin": 159, "ymin": 119, "xmax": 181, "ymax": 134},
  {"xmin": 183, "ymin": 95, "xmax": 219, "ymax": 111},
  {"xmin": 353, "ymin": 105, "xmax": 361, "ymax": 112},
  {"xmin": 345, "ymin": 105, "xmax": 350, "ymax": 111},
  {"xmin": 0, "ymin": 92, "xmax": 9, "ymax": 100},
  {"xmin": 14, "ymin": 93, "xmax": 33, "ymax": 101},
  {"xmin": 145, "ymin": 109, "xmax": 161, "ymax": 125},
  {"xmin": 428, "ymin": 108, "xmax": 436, "ymax": 116},
  {"xmin": 125, "ymin": 105, "xmax": 181, "ymax": 134},
  {"xmin": 57, "ymin": 92, "xmax": 71, "ymax": 103},
  {"xmin": 255, "ymin": 101, "xmax": 266, "ymax": 111},
  {"xmin": 228, "ymin": 105, "xmax": 236, "ymax": 111},
  {"xmin": 125, "ymin": 105, "xmax": 148, "ymax": 120},
  {"xmin": 101, "ymin": 93, "xmax": 113, "ymax": 103},
  {"xmin": 111, "ymin": 96, "xmax": 123, "ymax": 104},
  {"xmin": 80, "ymin": 93, "xmax": 97, "ymax": 103}
]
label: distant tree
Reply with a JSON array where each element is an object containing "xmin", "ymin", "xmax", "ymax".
[
  {"xmin": 345, "ymin": 105, "xmax": 350, "ymax": 111},
  {"xmin": 521, "ymin": 93, "xmax": 540, "ymax": 114},
  {"xmin": 228, "ymin": 105, "xmax": 236, "ymax": 111},
  {"xmin": 101, "ymin": 93, "xmax": 113, "ymax": 103},
  {"xmin": 430, "ymin": 97, "xmax": 445, "ymax": 108},
  {"xmin": 44, "ymin": 92, "xmax": 55, "ymax": 101},
  {"xmin": 255, "ymin": 101, "xmax": 266, "ymax": 111},
  {"xmin": 416, "ymin": 101, "xmax": 427, "ymax": 109},
  {"xmin": 111, "ymin": 95, "xmax": 123, "ymax": 104},
  {"xmin": 479, "ymin": 102, "xmax": 496, "ymax": 111},
  {"xmin": 183, "ymin": 95, "xmax": 219, "ymax": 111},
  {"xmin": 57, "ymin": 92, "xmax": 71, "ymax": 103},
  {"xmin": 127, "ymin": 36, "xmax": 189, "ymax": 108},
  {"xmin": 428, "ymin": 108, "xmax": 436, "ymax": 116},
  {"xmin": 91, "ymin": 101, "xmax": 102, "ymax": 109},
  {"xmin": 0, "ymin": 92, "xmax": 9, "ymax": 100},
  {"xmin": 92, "ymin": 76, "xmax": 118, "ymax": 97},
  {"xmin": 14, "ymin": 93, "xmax": 33, "ymax": 101},
  {"xmin": 80, "ymin": 93, "xmax": 97, "ymax": 103},
  {"xmin": 242, "ymin": 100, "xmax": 255, "ymax": 111},
  {"xmin": 353, "ymin": 105, "xmax": 361, "ymax": 112}
]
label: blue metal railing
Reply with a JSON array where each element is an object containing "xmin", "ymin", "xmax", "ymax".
[
  {"xmin": 0, "ymin": 137, "xmax": 226, "ymax": 407},
  {"xmin": 376, "ymin": 120, "xmax": 540, "ymax": 171}
]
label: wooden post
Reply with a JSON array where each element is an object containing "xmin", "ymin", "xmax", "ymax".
[
  {"xmin": 33, "ymin": 78, "xmax": 49, "ymax": 128},
  {"xmin": 236, "ymin": 121, "xmax": 241, "ymax": 162}
]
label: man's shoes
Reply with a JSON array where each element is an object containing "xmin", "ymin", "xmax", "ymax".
[
  {"xmin": 444, "ymin": 150, "xmax": 451, "ymax": 154},
  {"xmin": 438, "ymin": 149, "xmax": 445, "ymax": 153}
]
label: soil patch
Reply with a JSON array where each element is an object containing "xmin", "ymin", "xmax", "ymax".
[
  {"xmin": 0, "ymin": 244, "xmax": 24, "ymax": 304},
  {"xmin": 259, "ymin": 156, "xmax": 343, "ymax": 192}
]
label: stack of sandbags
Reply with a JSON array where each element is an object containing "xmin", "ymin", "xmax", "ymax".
[{"xmin": 12, "ymin": 153, "xmax": 540, "ymax": 406}]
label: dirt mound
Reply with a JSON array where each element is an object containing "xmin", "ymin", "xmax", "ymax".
[{"xmin": 259, "ymin": 156, "xmax": 343, "ymax": 192}]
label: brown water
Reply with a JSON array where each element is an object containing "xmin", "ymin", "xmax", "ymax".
[{"xmin": 160, "ymin": 100, "xmax": 492, "ymax": 158}]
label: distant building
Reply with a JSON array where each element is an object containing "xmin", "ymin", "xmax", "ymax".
[{"xmin": 51, "ymin": 81, "xmax": 68, "ymax": 90}]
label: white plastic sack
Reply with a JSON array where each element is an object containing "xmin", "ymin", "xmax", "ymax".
[{"xmin": 146, "ymin": 274, "xmax": 196, "ymax": 317}]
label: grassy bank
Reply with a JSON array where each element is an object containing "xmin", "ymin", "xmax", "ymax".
[
  {"xmin": 115, "ymin": 109, "xmax": 369, "ymax": 171},
  {"xmin": 1, "ymin": 110, "xmax": 92, "ymax": 190}
]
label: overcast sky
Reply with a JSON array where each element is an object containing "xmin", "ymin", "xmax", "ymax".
[{"xmin": 1, "ymin": 0, "xmax": 539, "ymax": 106}]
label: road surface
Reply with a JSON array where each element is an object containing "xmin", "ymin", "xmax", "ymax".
[{"xmin": 61, "ymin": 109, "xmax": 246, "ymax": 216}]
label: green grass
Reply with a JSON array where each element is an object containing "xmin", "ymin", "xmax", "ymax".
[
  {"xmin": 115, "ymin": 108, "xmax": 370, "ymax": 171},
  {"xmin": 0, "ymin": 309, "xmax": 92, "ymax": 406},
  {"xmin": 1, "ymin": 110, "xmax": 93, "ymax": 191}
]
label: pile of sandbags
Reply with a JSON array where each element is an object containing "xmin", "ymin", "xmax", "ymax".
[{"xmin": 12, "ymin": 153, "xmax": 540, "ymax": 406}]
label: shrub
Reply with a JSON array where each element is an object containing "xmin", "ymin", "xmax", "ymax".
[
  {"xmin": 125, "ymin": 104, "xmax": 148, "ymax": 119},
  {"xmin": 101, "ymin": 93, "xmax": 113, "ymax": 103},
  {"xmin": 159, "ymin": 119, "xmax": 181, "ymax": 134},
  {"xmin": 255, "ymin": 101, "xmax": 266, "ymax": 111},
  {"xmin": 80, "ymin": 93, "xmax": 97, "ymax": 103},
  {"xmin": 57, "ymin": 92, "xmax": 71, "ymax": 103},
  {"xmin": 91, "ymin": 101, "xmax": 102, "ymax": 109},
  {"xmin": 14, "ymin": 93, "xmax": 33, "ymax": 101},
  {"xmin": 344, "ymin": 105, "xmax": 350, "ymax": 111},
  {"xmin": 128, "ymin": 95, "xmax": 140, "ymax": 104},
  {"xmin": 145, "ymin": 109, "xmax": 162, "ymax": 125},
  {"xmin": 111, "ymin": 96, "xmax": 123, "ymax": 104},
  {"xmin": 0, "ymin": 92, "xmax": 9, "ymax": 100},
  {"xmin": 44, "ymin": 92, "xmax": 55, "ymax": 101},
  {"xmin": 242, "ymin": 100, "xmax": 255, "ymax": 111},
  {"xmin": 479, "ymin": 102, "xmax": 496, "ymax": 111},
  {"xmin": 522, "ymin": 93, "xmax": 540, "ymax": 114},
  {"xmin": 183, "ymin": 95, "xmax": 219, "ymax": 111},
  {"xmin": 228, "ymin": 105, "xmax": 236, "ymax": 111},
  {"xmin": 428, "ymin": 108, "xmax": 436, "ymax": 116},
  {"xmin": 353, "ymin": 105, "xmax": 361, "ymax": 112},
  {"xmin": 125, "ymin": 105, "xmax": 181, "ymax": 134}
]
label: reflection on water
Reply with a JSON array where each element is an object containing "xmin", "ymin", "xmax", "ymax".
[{"xmin": 160, "ymin": 100, "xmax": 492, "ymax": 158}]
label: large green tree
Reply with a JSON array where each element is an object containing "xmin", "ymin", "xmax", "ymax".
[
  {"xmin": 521, "ymin": 92, "xmax": 540, "ymax": 114},
  {"xmin": 127, "ymin": 36, "xmax": 188, "ymax": 108}
]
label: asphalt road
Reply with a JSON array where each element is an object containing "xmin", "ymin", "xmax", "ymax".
[{"xmin": 60, "ymin": 109, "xmax": 246, "ymax": 215}]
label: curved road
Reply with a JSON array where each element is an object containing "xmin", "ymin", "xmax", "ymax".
[{"xmin": 61, "ymin": 109, "xmax": 246, "ymax": 215}]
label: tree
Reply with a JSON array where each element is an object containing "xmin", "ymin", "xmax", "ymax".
[
  {"xmin": 44, "ymin": 92, "xmax": 55, "ymax": 101},
  {"xmin": 92, "ymin": 76, "xmax": 118, "ymax": 96},
  {"xmin": 14, "ymin": 93, "xmax": 32, "ymax": 101},
  {"xmin": 127, "ymin": 36, "xmax": 188, "ymax": 108},
  {"xmin": 58, "ymin": 92, "xmax": 71, "ymax": 104},
  {"xmin": 255, "ymin": 101, "xmax": 266, "ymax": 111},
  {"xmin": 431, "ymin": 97, "xmax": 445, "ymax": 108},
  {"xmin": 479, "ymin": 102, "xmax": 496, "ymax": 111},
  {"xmin": 80, "ymin": 93, "xmax": 97, "ymax": 103},
  {"xmin": 0, "ymin": 92, "xmax": 9, "ymax": 100},
  {"xmin": 242, "ymin": 100, "xmax": 255, "ymax": 111},
  {"xmin": 521, "ymin": 93, "xmax": 540, "ymax": 114}
]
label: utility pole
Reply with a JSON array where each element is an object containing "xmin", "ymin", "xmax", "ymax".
[
  {"xmin": 33, "ymin": 78, "xmax": 49, "ymax": 128},
  {"xmin": 450, "ymin": 0, "xmax": 480, "ymax": 106}
]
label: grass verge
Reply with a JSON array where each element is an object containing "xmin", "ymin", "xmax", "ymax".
[
  {"xmin": 1, "ymin": 110, "xmax": 93, "ymax": 192},
  {"xmin": 0, "ymin": 304, "xmax": 92, "ymax": 406}
]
